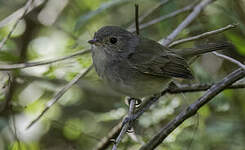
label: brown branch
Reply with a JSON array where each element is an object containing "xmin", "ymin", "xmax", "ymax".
[
  {"xmin": 0, "ymin": 0, "xmax": 34, "ymax": 50},
  {"xmin": 0, "ymin": 49, "xmax": 91, "ymax": 70},
  {"xmin": 161, "ymin": 0, "xmax": 214, "ymax": 46},
  {"xmin": 93, "ymin": 82, "xmax": 245, "ymax": 150},
  {"xmin": 169, "ymin": 24, "xmax": 237, "ymax": 47},
  {"xmin": 139, "ymin": 68, "xmax": 245, "ymax": 150},
  {"xmin": 26, "ymin": 65, "xmax": 93, "ymax": 129},
  {"xmin": 166, "ymin": 82, "xmax": 245, "ymax": 93},
  {"xmin": 135, "ymin": 4, "xmax": 140, "ymax": 35}
]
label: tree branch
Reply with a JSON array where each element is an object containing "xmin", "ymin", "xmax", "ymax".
[
  {"xmin": 139, "ymin": 68, "xmax": 245, "ymax": 150},
  {"xmin": 0, "ymin": 49, "xmax": 90, "ymax": 70},
  {"xmin": 128, "ymin": 2, "xmax": 195, "ymax": 32},
  {"xmin": 128, "ymin": 0, "xmax": 170, "ymax": 29},
  {"xmin": 213, "ymin": 52, "xmax": 245, "ymax": 70},
  {"xmin": 135, "ymin": 4, "xmax": 140, "ymax": 35},
  {"xmin": 0, "ymin": 0, "xmax": 45, "ymax": 28},
  {"xmin": 0, "ymin": 0, "xmax": 34, "ymax": 50},
  {"xmin": 93, "ymin": 82, "xmax": 245, "ymax": 150},
  {"xmin": 161, "ymin": 0, "xmax": 214, "ymax": 46},
  {"xmin": 26, "ymin": 64, "xmax": 93, "ymax": 129},
  {"xmin": 94, "ymin": 122, "xmax": 122, "ymax": 150},
  {"xmin": 169, "ymin": 24, "xmax": 237, "ymax": 47},
  {"xmin": 112, "ymin": 99, "xmax": 136, "ymax": 150}
]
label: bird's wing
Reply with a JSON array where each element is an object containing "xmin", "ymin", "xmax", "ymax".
[{"xmin": 128, "ymin": 37, "xmax": 193, "ymax": 79}]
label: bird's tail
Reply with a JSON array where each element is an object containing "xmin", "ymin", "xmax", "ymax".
[{"xmin": 172, "ymin": 42, "xmax": 233, "ymax": 58}]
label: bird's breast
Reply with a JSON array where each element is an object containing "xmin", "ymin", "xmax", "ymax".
[{"xmin": 92, "ymin": 47, "xmax": 169, "ymax": 97}]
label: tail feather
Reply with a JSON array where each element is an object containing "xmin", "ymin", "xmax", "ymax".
[{"xmin": 172, "ymin": 42, "xmax": 233, "ymax": 58}]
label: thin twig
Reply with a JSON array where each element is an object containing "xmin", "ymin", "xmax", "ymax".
[
  {"xmin": 26, "ymin": 65, "xmax": 93, "ymax": 129},
  {"xmin": 161, "ymin": 0, "xmax": 214, "ymax": 46},
  {"xmin": 112, "ymin": 99, "xmax": 136, "ymax": 150},
  {"xmin": 128, "ymin": 0, "xmax": 170, "ymax": 29},
  {"xmin": 134, "ymin": 82, "xmax": 245, "ymax": 120},
  {"xmin": 139, "ymin": 68, "xmax": 245, "ymax": 150},
  {"xmin": 213, "ymin": 52, "xmax": 245, "ymax": 70},
  {"xmin": 94, "ymin": 122, "xmax": 122, "ymax": 150},
  {"xmin": 0, "ymin": 49, "xmax": 91, "ymax": 70},
  {"xmin": 129, "ymin": 2, "xmax": 195, "ymax": 32},
  {"xmin": 169, "ymin": 24, "xmax": 237, "ymax": 47},
  {"xmin": 0, "ymin": 0, "xmax": 45, "ymax": 28},
  {"xmin": 135, "ymin": 4, "xmax": 140, "ymax": 35},
  {"xmin": 0, "ymin": 0, "xmax": 34, "ymax": 50},
  {"xmin": 93, "ymin": 82, "xmax": 245, "ymax": 150}
]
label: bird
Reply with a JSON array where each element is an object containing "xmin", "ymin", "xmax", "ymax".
[{"xmin": 88, "ymin": 26, "xmax": 231, "ymax": 98}]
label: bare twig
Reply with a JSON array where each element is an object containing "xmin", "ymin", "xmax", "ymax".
[
  {"xmin": 0, "ymin": 49, "xmax": 91, "ymax": 70},
  {"xmin": 134, "ymin": 82, "xmax": 245, "ymax": 120},
  {"xmin": 128, "ymin": 0, "xmax": 170, "ymax": 29},
  {"xmin": 93, "ymin": 82, "xmax": 245, "ymax": 150},
  {"xmin": 139, "ymin": 68, "xmax": 245, "ymax": 150},
  {"xmin": 213, "ymin": 52, "xmax": 245, "ymax": 70},
  {"xmin": 169, "ymin": 24, "xmax": 237, "ymax": 47},
  {"xmin": 0, "ymin": 0, "xmax": 34, "ymax": 50},
  {"xmin": 0, "ymin": 0, "xmax": 45, "ymax": 28},
  {"xmin": 166, "ymin": 82, "xmax": 245, "ymax": 93},
  {"xmin": 26, "ymin": 65, "xmax": 93, "ymax": 129},
  {"xmin": 112, "ymin": 99, "xmax": 136, "ymax": 150},
  {"xmin": 93, "ymin": 122, "xmax": 122, "ymax": 150},
  {"xmin": 129, "ymin": 2, "xmax": 195, "ymax": 32},
  {"xmin": 135, "ymin": 4, "xmax": 140, "ymax": 35},
  {"xmin": 161, "ymin": 0, "xmax": 214, "ymax": 46}
]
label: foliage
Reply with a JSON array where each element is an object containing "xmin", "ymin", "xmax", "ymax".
[{"xmin": 0, "ymin": 0, "xmax": 245, "ymax": 150}]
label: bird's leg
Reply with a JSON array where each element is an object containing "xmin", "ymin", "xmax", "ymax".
[
  {"xmin": 122, "ymin": 97, "xmax": 141, "ymax": 132},
  {"xmin": 126, "ymin": 97, "xmax": 142, "ymax": 107}
]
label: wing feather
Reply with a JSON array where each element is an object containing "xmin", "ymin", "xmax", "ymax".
[{"xmin": 128, "ymin": 36, "xmax": 193, "ymax": 79}]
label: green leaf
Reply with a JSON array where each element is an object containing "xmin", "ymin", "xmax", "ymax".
[
  {"xmin": 0, "ymin": 51, "xmax": 18, "ymax": 62},
  {"xmin": 63, "ymin": 118, "xmax": 84, "ymax": 140}
]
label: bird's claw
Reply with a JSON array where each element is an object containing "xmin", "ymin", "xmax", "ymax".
[{"xmin": 127, "ymin": 97, "xmax": 142, "ymax": 107}]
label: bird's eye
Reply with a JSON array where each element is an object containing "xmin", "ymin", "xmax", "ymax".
[{"xmin": 109, "ymin": 37, "xmax": 117, "ymax": 44}]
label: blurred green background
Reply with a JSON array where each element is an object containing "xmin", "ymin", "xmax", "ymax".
[{"xmin": 0, "ymin": 0, "xmax": 245, "ymax": 150}]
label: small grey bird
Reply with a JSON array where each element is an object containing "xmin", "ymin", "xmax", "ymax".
[{"xmin": 88, "ymin": 26, "xmax": 230, "ymax": 98}]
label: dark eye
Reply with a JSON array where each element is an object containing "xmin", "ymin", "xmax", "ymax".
[{"xmin": 109, "ymin": 37, "xmax": 117, "ymax": 44}]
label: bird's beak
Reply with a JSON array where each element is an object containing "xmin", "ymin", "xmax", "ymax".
[{"xmin": 88, "ymin": 39, "xmax": 99, "ymax": 45}]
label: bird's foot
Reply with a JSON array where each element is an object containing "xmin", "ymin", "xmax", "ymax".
[{"xmin": 127, "ymin": 97, "xmax": 142, "ymax": 107}]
